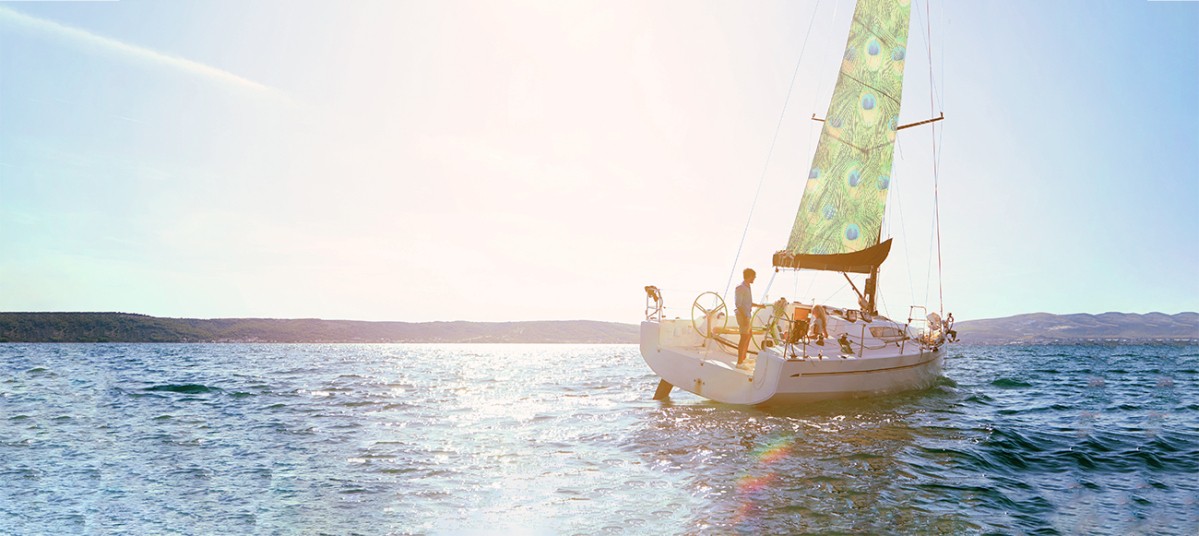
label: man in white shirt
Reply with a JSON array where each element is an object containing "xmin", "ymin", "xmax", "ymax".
[{"xmin": 735, "ymin": 268, "xmax": 758, "ymax": 367}]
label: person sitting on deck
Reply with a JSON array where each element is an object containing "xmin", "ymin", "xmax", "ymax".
[{"xmin": 810, "ymin": 304, "xmax": 829, "ymax": 345}]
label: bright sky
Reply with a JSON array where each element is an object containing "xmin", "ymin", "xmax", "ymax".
[{"xmin": 1, "ymin": 0, "xmax": 1196, "ymax": 323}]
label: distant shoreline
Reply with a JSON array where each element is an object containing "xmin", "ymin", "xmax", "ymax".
[
  {"xmin": 0, "ymin": 313, "xmax": 637, "ymax": 344},
  {"xmin": 0, "ymin": 312, "xmax": 1195, "ymax": 345}
]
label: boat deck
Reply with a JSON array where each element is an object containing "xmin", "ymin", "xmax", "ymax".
[{"xmin": 641, "ymin": 319, "xmax": 948, "ymax": 405}]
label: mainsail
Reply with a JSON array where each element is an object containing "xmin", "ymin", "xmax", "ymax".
[{"xmin": 777, "ymin": 0, "xmax": 912, "ymax": 272}]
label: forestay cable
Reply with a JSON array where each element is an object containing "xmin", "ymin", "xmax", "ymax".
[{"xmin": 724, "ymin": 0, "xmax": 823, "ymax": 300}]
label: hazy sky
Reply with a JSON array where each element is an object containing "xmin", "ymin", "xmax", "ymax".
[{"xmin": 1, "ymin": 0, "xmax": 1196, "ymax": 323}]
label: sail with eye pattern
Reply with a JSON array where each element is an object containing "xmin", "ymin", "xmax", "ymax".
[{"xmin": 776, "ymin": 0, "xmax": 911, "ymax": 272}]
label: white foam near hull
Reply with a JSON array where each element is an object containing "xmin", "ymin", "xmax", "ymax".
[{"xmin": 639, "ymin": 319, "xmax": 945, "ymax": 405}]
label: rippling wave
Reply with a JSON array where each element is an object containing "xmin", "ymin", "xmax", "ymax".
[{"xmin": 1, "ymin": 343, "xmax": 1195, "ymax": 534}]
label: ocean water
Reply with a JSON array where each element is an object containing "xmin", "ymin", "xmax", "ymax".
[{"xmin": 1, "ymin": 343, "xmax": 1196, "ymax": 535}]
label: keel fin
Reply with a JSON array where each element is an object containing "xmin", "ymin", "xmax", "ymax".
[{"xmin": 653, "ymin": 380, "xmax": 674, "ymax": 400}]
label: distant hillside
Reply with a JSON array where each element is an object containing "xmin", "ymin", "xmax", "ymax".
[
  {"xmin": 2, "ymin": 312, "xmax": 1195, "ymax": 344},
  {"xmin": 0, "ymin": 313, "xmax": 639, "ymax": 343},
  {"xmin": 954, "ymin": 312, "xmax": 1199, "ymax": 344}
]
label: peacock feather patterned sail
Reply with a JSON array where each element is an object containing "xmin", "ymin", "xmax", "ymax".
[{"xmin": 781, "ymin": 0, "xmax": 911, "ymax": 268}]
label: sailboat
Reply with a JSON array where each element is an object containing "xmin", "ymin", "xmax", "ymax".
[{"xmin": 640, "ymin": 0, "xmax": 954, "ymax": 405}]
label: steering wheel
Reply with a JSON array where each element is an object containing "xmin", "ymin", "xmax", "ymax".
[{"xmin": 691, "ymin": 291, "xmax": 727, "ymax": 339}]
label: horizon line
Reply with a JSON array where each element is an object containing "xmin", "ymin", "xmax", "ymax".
[{"xmin": 0, "ymin": 310, "xmax": 1197, "ymax": 324}]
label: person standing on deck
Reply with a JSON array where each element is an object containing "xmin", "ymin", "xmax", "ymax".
[{"xmin": 735, "ymin": 268, "xmax": 759, "ymax": 368}]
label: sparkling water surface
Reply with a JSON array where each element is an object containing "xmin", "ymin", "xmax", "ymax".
[{"xmin": 2, "ymin": 343, "xmax": 1196, "ymax": 535}]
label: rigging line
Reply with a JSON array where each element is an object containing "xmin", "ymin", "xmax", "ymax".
[
  {"xmin": 840, "ymin": 72, "xmax": 902, "ymax": 105},
  {"xmin": 724, "ymin": 0, "xmax": 823, "ymax": 299},
  {"xmin": 825, "ymin": 131, "xmax": 871, "ymax": 154},
  {"xmin": 924, "ymin": 208, "xmax": 936, "ymax": 307},
  {"xmin": 937, "ymin": 0, "xmax": 946, "ymax": 112},
  {"xmin": 912, "ymin": 0, "xmax": 944, "ymax": 111},
  {"xmin": 807, "ymin": 0, "xmax": 840, "ymax": 154},
  {"xmin": 820, "ymin": 281, "xmax": 851, "ymax": 305},
  {"xmin": 792, "ymin": 271, "xmax": 800, "ymax": 302},
  {"xmin": 926, "ymin": 0, "xmax": 944, "ymax": 315},
  {"xmin": 759, "ymin": 270, "xmax": 779, "ymax": 304},
  {"xmin": 891, "ymin": 136, "xmax": 916, "ymax": 306}
]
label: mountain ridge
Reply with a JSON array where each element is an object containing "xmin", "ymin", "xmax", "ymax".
[
  {"xmin": 0, "ymin": 311, "xmax": 1195, "ymax": 344},
  {"xmin": 0, "ymin": 313, "xmax": 637, "ymax": 343},
  {"xmin": 952, "ymin": 311, "xmax": 1199, "ymax": 344}
]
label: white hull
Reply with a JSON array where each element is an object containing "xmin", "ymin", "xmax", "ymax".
[{"xmin": 639, "ymin": 319, "xmax": 945, "ymax": 405}]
